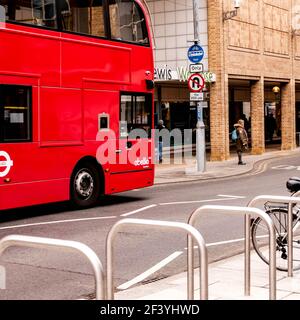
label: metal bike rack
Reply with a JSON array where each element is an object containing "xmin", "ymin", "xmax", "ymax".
[
  {"xmin": 187, "ymin": 205, "xmax": 277, "ymax": 300},
  {"xmin": 0, "ymin": 235, "xmax": 105, "ymax": 300},
  {"xmin": 106, "ymin": 218, "xmax": 208, "ymax": 300},
  {"xmin": 248, "ymin": 195, "xmax": 300, "ymax": 277}
]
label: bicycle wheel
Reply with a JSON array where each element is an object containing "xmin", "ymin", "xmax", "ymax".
[{"xmin": 251, "ymin": 207, "xmax": 300, "ymax": 271}]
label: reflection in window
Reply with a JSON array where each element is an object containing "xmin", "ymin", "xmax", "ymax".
[
  {"xmin": 0, "ymin": 0, "xmax": 57, "ymax": 28},
  {"xmin": 60, "ymin": 0, "xmax": 105, "ymax": 38},
  {"xmin": 120, "ymin": 94, "xmax": 152, "ymax": 138},
  {"xmin": 109, "ymin": 0, "xmax": 149, "ymax": 44},
  {"xmin": 0, "ymin": 85, "xmax": 32, "ymax": 142}
]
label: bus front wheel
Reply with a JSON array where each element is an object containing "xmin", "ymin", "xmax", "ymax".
[{"xmin": 71, "ymin": 162, "xmax": 101, "ymax": 208}]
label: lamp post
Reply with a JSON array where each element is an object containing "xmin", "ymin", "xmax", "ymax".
[{"xmin": 192, "ymin": 0, "xmax": 206, "ymax": 173}]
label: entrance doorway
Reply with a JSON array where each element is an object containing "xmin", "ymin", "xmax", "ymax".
[
  {"xmin": 264, "ymin": 83, "xmax": 281, "ymax": 148},
  {"xmin": 228, "ymin": 80, "xmax": 251, "ymax": 149}
]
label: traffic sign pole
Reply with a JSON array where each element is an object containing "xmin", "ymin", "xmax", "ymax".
[{"xmin": 192, "ymin": 0, "xmax": 206, "ymax": 173}]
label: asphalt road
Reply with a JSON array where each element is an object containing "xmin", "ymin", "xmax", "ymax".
[{"xmin": 0, "ymin": 152, "xmax": 299, "ymax": 300}]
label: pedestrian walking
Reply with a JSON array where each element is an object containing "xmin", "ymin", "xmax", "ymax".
[
  {"xmin": 156, "ymin": 119, "xmax": 165, "ymax": 164},
  {"xmin": 265, "ymin": 113, "xmax": 277, "ymax": 142},
  {"xmin": 233, "ymin": 119, "xmax": 248, "ymax": 165}
]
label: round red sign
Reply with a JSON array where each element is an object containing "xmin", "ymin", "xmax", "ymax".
[{"xmin": 187, "ymin": 73, "xmax": 205, "ymax": 93}]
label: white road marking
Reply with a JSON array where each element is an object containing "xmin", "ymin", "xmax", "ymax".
[
  {"xmin": 185, "ymin": 234, "xmax": 269, "ymax": 249},
  {"xmin": 0, "ymin": 195, "xmax": 244, "ymax": 230},
  {"xmin": 217, "ymin": 194, "xmax": 246, "ymax": 199},
  {"xmin": 272, "ymin": 165, "xmax": 299, "ymax": 170},
  {"xmin": 207, "ymin": 238, "xmax": 245, "ymax": 247},
  {"xmin": 117, "ymin": 251, "xmax": 183, "ymax": 290},
  {"xmin": 120, "ymin": 204, "xmax": 157, "ymax": 217},
  {"xmin": 159, "ymin": 197, "xmax": 240, "ymax": 206},
  {"xmin": 0, "ymin": 216, "xmax": 117, "ymax": 231},
  {"xmin": 118, "ymin": 232, "xmax": 271, "ymax": 291},
  {"xmin": 184, "ymin": 238, "xmax": 244, "ymax": 249}
]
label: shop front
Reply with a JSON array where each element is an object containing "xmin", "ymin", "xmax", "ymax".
[{"xmin": 154, "ymin": 65, "xmax": 214, "ymax": 144}]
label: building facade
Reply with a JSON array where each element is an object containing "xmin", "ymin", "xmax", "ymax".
[
  {"xmin": 208, "ymin": 0, "xmax": 300, "ymax": 160},
  {"xmin": 145, "ymin": 0, "xmax": 210, "ymax": 138},
  {"xmin": 146, "ymin": 0, "xmax": 300, "ymax": 160}
]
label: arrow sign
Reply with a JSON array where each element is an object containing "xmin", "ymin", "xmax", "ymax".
[{"xmin": 187, "ymin": 73, "xmax": 205, "ymax": 93}]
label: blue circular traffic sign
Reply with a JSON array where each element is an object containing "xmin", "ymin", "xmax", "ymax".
[{"xmin": 188, "ymin": 44, "xmax": 204, "ymax": 63}]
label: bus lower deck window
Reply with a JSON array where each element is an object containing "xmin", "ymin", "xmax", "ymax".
[{"xmin": 0, "ymin": 85, "xmax": 32, "ymax": 143}]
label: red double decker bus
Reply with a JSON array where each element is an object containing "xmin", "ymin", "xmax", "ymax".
[{"xmin": 0, "ymin": 0, "xmax": 155, "ymax": 210}]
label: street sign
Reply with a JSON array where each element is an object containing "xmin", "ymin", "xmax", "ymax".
[
  {"xmin": 198, "ymin": 101, "xmax": 208, "ymax": 108},
  {"xmin": 190, "ymin": 92, "xmax": 204, "ymax": 101},
  {"xmin": 188, "ymin": 44, "xmax": 204, "ymax": 63},
  {"xmin": 187, "ymin": 73, "xmax": 205, "ymax": 92},
  {"xmin": 189, "ymin": 63, "xmax": 203, "ymax": 73}
]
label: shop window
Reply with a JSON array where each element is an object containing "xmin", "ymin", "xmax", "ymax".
[
  {"xmin": 0, "ymin": 85, "xmax": 32, "ymax": 142},
  {"xmin": 109, "ymin": 0, "xmax": 149, "ymax": 45},
  {"xmin": 1, "ymin": 0, "xmax": 57, "ymax": 29},
  {"xmin": 120, "ymin": 93, "xmax": 152, "ymax": 138}
]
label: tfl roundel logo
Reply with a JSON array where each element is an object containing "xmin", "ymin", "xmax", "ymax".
[{"xmin": 0, "ymin": 151, "xmax": 14, "ymax": 178}]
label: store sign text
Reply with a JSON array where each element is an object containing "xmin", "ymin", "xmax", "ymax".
[{"xmin": 154, "ymin": 65, "xmax": 216, "ymax": 83}]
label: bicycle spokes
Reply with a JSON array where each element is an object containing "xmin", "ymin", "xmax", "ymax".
[{"xmin": 251, "ymin": 208, "xmax": 300, "ymax": 272}]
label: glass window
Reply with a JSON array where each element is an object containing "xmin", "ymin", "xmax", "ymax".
[
  {"xmin": 0, "ymin": 85, "xmax": 32, "ymax": 142},
  {"xmin": 60, "ymin": 0, "xmax": 105, "ymax": 37},
  {"xmin": 109, "ymin": 0, "xmax": 149, "ymax": 44},
  {"xmin": 120, "ymin": 93, "xmax": 152, "ymax": 138},
  {"xmin": 0, "ymin": 0, "xmax": 57, "ymax": 29}
]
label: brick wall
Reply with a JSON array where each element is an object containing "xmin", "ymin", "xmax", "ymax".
[{"xmin": 208, "ymin": 0, "xmax": 298, "ymax": 159}]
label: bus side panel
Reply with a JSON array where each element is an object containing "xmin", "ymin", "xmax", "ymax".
[
  {"xmin": 61, "ymin": 35, "xmax": 131, "ymax": 88},
  {"xmin": 83, "ymin": 89, "xmax": 119, "ymax": 141},
  {"xmin": 131, "ymin": 46, "xmax": 154, "ymax": 89},
  {"xmin": 0, "ymin": 25, "xmax": 60, "ymax": 86},
  {"xmin": 0, "ymin": 142, "xmax": 73, "ymax": 210},
  {"xmin": 40, "ymin": 88, "xmax": 82, "ymax": 144},
  {"xmin": 0, "ymin": 179, "xmax": 69, "ymax": 211},
  {"xmin": 108, "ymin": 169, "xmax": 154, "ymax": 194}
]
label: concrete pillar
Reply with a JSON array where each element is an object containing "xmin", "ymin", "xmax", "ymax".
[
  {"xmin": 251, "ymin": 78, "xmax": 265, "ymax": 155},
  {"xmin": 207, "ymin": 0, "xmax": 229, "ymax": 161},
  {"xmin": 281, "ymin": 80, "xmax": 296, "ymax": 150}
]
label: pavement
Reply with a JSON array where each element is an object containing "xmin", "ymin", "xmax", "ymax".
[
  {"xmin": 154, "ymin": 145, "xmax": 300, "ymax": 185},
  {"xmin": 114, "ymin": 146, "xmax": 300, "ymax": 300}
]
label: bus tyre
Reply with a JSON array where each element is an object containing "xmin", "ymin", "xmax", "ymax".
[{"xmin": 71, "ymin": 163, "xmax": 101, "ymax": 208}]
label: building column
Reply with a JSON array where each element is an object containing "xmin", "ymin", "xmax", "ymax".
[
  {"xmin": 281, "ymin": 80, "xmax": 296, "ymax": 150},
  {"xmin": 250, "ymin": 77, "xmax": 265, "ymax": 155},
  {"xmin": 207, "ymin": 0, "xmax": 229, "ymax": 161}
]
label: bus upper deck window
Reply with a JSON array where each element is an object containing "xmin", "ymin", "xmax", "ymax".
[
  {"xmin": 61, "ymin": 0, "xmax": 106, "ymax": 38},
  {"xmin": 109, "ymin": 0, "xmax": 149, "ymax": 45},
  {"xmin": 2, "ymin": 0, "xmax": 58, "ymax": 29}
]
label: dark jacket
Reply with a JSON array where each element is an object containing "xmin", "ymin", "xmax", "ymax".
[
  {"xmin": 156, "ymin": 123, "xmax": 165, "ymax": 143},
  {"xmin": 234, "ymin": 124, "xmax": 248, "ymax": 152}
]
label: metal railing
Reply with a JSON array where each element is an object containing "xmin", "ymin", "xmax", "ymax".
[
  {"xmin": 0, "ymin": 235, "xmax": 105, "ymax": 300},
  {"xmin": 106, "ymin": 218, "xmax": 208, "ymax": 300},
  {"xmin": 187, "ymin": 205, "xmax": 277, "ymax": 300},
  {"xmin": 248, "ymin": 195, "xmax": 300, "ymax": 277}
]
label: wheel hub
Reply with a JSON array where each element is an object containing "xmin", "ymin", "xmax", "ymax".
[{"xmin": 75, "ymin": 171, "xmax": 94, "ymax": 199}]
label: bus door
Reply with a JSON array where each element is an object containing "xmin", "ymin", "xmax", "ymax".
[{"xmin": 104, "ymin": 93, "xmax": 153, "ymax": 193}]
